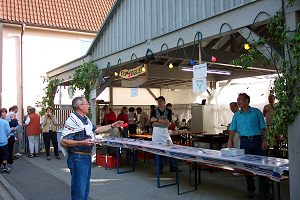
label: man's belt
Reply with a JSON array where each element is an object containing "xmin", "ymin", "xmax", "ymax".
[
  {"xmin": 72, "ymin": 151, "xmax": 92, "ymax": 155},
  {"xmin": 240, "ymin": 135, "xmax": 262, "ymax": 140}
]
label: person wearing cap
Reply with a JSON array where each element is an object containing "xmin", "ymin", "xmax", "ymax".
[{"xmin": 150, "ymin": 96, "xmax": 176, "ymax": 173}]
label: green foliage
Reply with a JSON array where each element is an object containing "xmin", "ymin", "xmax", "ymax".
[
  {"xmin": 71, "ymin": 62, "xmax": 100, "ymax": 117},
  {"xmin": 232, "ymin": 48, "xmax": 270, "ymax": 69},
  {"xmin": 36, "ymin": 77, "xmax": 61, "ymax": 115},
  {"xmin": 233, "ymin": 10, "xmax": 300, "ymax": 145},
  {"xmin": 71, "ymin": 62, "xmax": 99, "ymax": 101}
]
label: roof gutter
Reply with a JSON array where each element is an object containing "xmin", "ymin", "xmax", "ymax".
[{"xmin": 1, "ymin": 20, "xmax": 98, "ymax": 35}]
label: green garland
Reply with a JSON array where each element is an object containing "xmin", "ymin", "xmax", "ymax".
[
  {"xmin": 36, "ymin": 77, "xmax": 61, "ymax": 115},
  {"xmin": 233, "ymin": 11, "xmax": 300, "ymax": 145}
]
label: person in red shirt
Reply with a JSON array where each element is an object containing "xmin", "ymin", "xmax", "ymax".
[
  {"xmin": 102, "ymin": 105, "xmax": 117, "ymax": 125},
  {"xmin": 117, "ymin": 106, "xmax": 129, "ymax": 137}
]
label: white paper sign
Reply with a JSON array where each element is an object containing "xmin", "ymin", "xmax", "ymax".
[
  {"xmin": 131, "ymin": 88, "xmax": 138, "ymax": 97},
  {"xmin": 193, "ymin": 63, "xmax": 207, "ymax": 78},
  {"xmin": 90, "ymin": 89, "xmax": 96, "ymax": 99},
  {"xmin": 193, "ymin": 78, "xmax": 206, "ymax": 93}
]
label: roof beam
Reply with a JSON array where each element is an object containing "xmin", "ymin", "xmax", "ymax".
[
  {"xmin": 146, "ymin": 88, "xmax": 157, "ymax": 100},
  {"xmin": 212, "ymin": 36, "xmax": 230, "ymax": 50}
]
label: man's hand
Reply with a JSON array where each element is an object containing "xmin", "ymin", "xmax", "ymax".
[
  {"xmin": 82, "ymin": 139, "xmax": 95, "ymax": 146},
  {"xmin": 227, "ymin": 140, "xmax": 234, "ymax": 148},
  {"xmin": 112, "ymin": 121, "xmax": 123, "ymax": 128},
  {"xmin": 262, "ymin": 139, "xmax": 269, "ymax": 150}
]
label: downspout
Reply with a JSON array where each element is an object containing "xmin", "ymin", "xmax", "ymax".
[
  {"xmin": 0, "ymin": 22, "xmax": 3, "ymax": 107},
  {"xmin": 20, "ymin": 24, "xmax": 25, "ymax": 123}
]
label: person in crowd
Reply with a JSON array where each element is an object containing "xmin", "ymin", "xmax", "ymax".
[
  {"xmin": 23, "ymin": 106, "xmax": 31, "ymax": 123},
  {"xmin": 41, "ymin": 106, "xmax": 61, "ymax": 160},
  {"xmin": 150, "ymin": 105, "xmax": 156, "ymax": 111},
  {"xmin": 179, "ymin": 119, "xmax": 189, "ymax": 130},
  {"xmin": 227, "ymin": 93, "xmax": 269, "ymax": 199},
  {"xmin": 263, "ymin": 94, "xmax": 282, "ymax": 157},
  {"xmin": 6, "ymin": 105, "xmax": 22, "ymax": 158},
  {"xmin": 0, "ymin": 108, "xmax": 7, "ymax": 164},
  {"xmin": 150, "ymin": 96, "xmax": 176, "ymax": 173},
  {"xmin": 0, "ymin": 109, "xmax": 11, "ymax": 173},
  {"xmin": 149, "ymin": 105, "xmax": 156, "ymax": 133},
  {"xmin": 23, "ymin": 106, "xmax": 32, "ymax": 154},
  {"xmin": 7, "ymin": 113, "xmax": 19, "ymax": 166},
  {"xmin": 166, "ymin": 103, "xmax": 173, "ymax": 117},
  {"xmin": 1, "ymin": 108, "xmax": 7, "ymax": 119},
  {"xmin": 60, "ymin": 97, "xmax": 123, "ymax": 200},
  {"xmin": 102, "ymin": 105, "xmax": 117, "ymax": 125},
  {"xmin": 229, "ymin": 102, "xmax": 240, "ymax": 148},
  {"xmin": 6, "ymin": 105, "xmax": 18, "ymax": 121},
  {"xmin": 136, "ymin": 107, "xmax": 150, "ymax": 133},
  {"xmin": 166, "ymin": 103, "xmax": 176, "ymax": 131},
  {"xmin": 117, "ymin": 106, "xmax": 129, "ymax": 137},
  {"xmin": 263, "ymin": 94, "xmax": 275, "ymax": 127},
  {"xmin": 25, "ymin": 107, "xmax": 41, "ymax": 158},
  {"xmin": 128, "ymin": 107, "xmax": 137, "ymax": 134},
  {"xmin": 166, "ymin": 103, "xmax": 172, "ymax": 110}
]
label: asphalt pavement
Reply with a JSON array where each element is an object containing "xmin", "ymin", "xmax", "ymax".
[{"xmin": 0, "ymin": 157, "xmax": 70, "ymax": 200}]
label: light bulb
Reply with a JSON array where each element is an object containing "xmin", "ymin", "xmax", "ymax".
[
  {"xmin": 114, "ymin": 71, "xmax": 118, "ymax": 76},
  {"xmin": 169, "ymin": 63, "xmax": 174, "ymax": 69},
  {"xmin": 244, "ymin": 43, "xmax": 250, "ymax": 50},
  {"xmin": 142, "ymin": 66, "xmax": 146, "ymax": 72}
]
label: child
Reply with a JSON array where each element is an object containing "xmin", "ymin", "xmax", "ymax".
[{"xmin": 7, "ymin": 113, "xmax": 18, "ymax": 166}]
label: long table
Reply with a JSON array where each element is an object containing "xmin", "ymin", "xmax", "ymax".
[
  {"xmin": 96, "ymin": 137, "xmax": 289, "ymax": 198},
  {"xmin": 129, "ymin": 130, "xmax": 207, "ymax": 145}
]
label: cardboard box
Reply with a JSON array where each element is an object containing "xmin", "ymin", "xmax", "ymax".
[{"xmin": 221, "ymin": 148, "xmax": 245, "ymax": 156}]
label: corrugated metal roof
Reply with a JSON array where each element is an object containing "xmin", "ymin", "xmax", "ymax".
[{"xmin": 0, "ymin": 0, "xmax": 115, "ymax": 33}]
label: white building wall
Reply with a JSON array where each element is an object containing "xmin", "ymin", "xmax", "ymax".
[
  {"xmin": 2, "ymin": 25, "xmax": 95, "ymax": 115},
  {"xmin": 112, "ymin": 87, "xmax": 160, "ymax": 105}
]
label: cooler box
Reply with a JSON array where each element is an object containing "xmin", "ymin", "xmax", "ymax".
[
  {"xmin": 96, "ymin": 154, "xmax": 117, "ymax": 168},
  {"xmin": 221, "ymin": 148, "xmax": 245, "ymax": 156}
]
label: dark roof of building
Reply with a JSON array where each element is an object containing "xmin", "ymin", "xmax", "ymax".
[{"xmin": 0, "ymin": 0, "xmax": 115, "ymax": 33}]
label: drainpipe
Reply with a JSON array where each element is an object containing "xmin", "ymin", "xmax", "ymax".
[
  {"xmin": 0, "ymin": 22, "xmax": 3, "ymax": 107},
  {"xmin": 20, "ymin": 24, "xmax": 25, "ymax": 123}
]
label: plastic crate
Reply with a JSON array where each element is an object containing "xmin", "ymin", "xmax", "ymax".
[{"xmin": 136, "ymin": 151, "xmax": 155, "ymax": 160}]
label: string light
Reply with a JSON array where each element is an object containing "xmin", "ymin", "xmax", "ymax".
[
  {"xmin": 189, "ymin": 59, "xmax": 196, "ymax": 65},
  {"xmin": 244, "ymin": 43, "xmax": 250, "ymax": 50},
  {"xmin": 142, "ymin": 66, "xmax": 146, "ymax": 72},
  {"xmin": 168, "ymin": 62, "xmax": 174, "ymax": 69}
]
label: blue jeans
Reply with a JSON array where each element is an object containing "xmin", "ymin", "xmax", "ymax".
[
  {"xmin": 240, "ymin": 136, "xmax": 267, "ymax": 193},
  {"xmin": 67, "ymin": 153, "xmax": 91, "ymax": 200}
]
